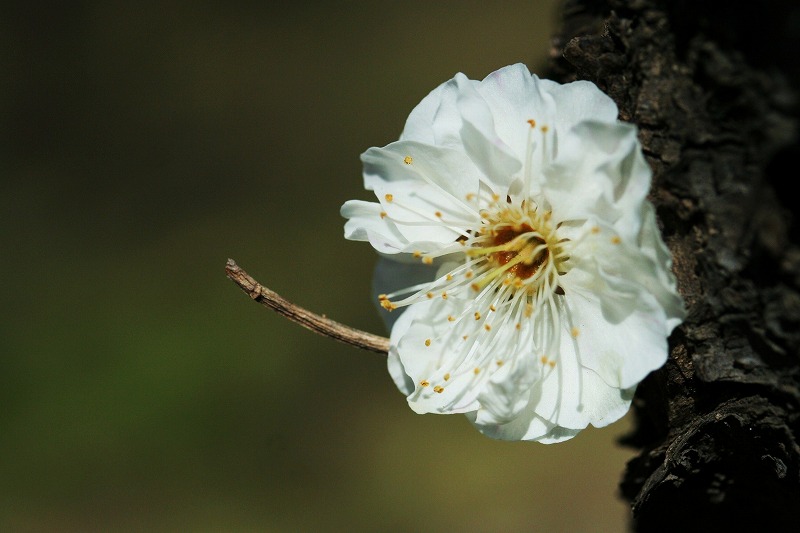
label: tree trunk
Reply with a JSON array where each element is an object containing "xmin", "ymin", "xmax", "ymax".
[{"xmin": 548, "ymin": 0, "xmax": 800, "ymax": 529}]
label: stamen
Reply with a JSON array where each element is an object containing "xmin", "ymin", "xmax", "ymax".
[{"xmin": 523, "ymin": 119, "xmax": 537, "ymax": 200}]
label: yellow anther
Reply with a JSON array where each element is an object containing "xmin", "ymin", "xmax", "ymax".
[
  {"xmin": 548, "ymin": 360, "xmax": 556, "ymax": 368},
  {"xmin": 413, "ymin": 251, "xmax": 422, "ymax": 258},
  {"xmin": 496, "ymin": 360, "xmax": 504, "ymax": 366},
  {"xmin": 466, "ymin": 193, "xmax": 475, "ymax": 201},
  {"xmin": 378, "ymin": 294, "xmax": 388, "ymax": 300},
  {"xmin": 541, "ymin": 125, "xmax": 549, "ymax": 133},
  {"xmin": 571, "ymin": 327, "xmax": 580, "ymax": 338},
  {"xmin": 611, "ymin": 236, "xmax": 621, "ymax": 245},
  {"xmin": 447, "ymin": 315, "xmax": 456, "ymax": 322},
  {"xmin": 420, "ymin": 380, "xmax": 430, "ymax": 387},
  {"xmin": 425, "ymin": 338, "xmax": 432, "ymax": 346},
  {"xmin": 443, "ymin": 373, "xmax": 450, "ymax": 381},
  {"xmin": 489, "ymin": 305, "xmax": 496, "ymax": 312},
  {"xmin": 471, "ymin": 283, "xmax": 480, "ymax": 292},
  {"xmin": 433, "ymin": 385, "xmax": 444, "ymax": 393},
  {"xmin": 474, "ymin": 312, "xmax": 481, "ymax": 320},
  {"xmin": 462, "ymin": 335, "xmax": 469, "ymax": 340},
  {"xmin": 422, "ymin": 257, "xmax": 433, "ymax": 265},
  {"xmin": 525, "ymin": 304, "xmax": 533, "ymax": 317},
  {"xmin": 403, "ymin": 156, "xmax": 413, "ymax": 165},
  {"xmin": 474, "ymin": 367, "xmax": 481, "ymax": 375},
  {"xmin": 385, "ymin": 193, "xmax": 394, "ymax": 202},
  {"xmin": 541, "ymin": 355, "xmax": 548, "ymax": 365},
  {"xmin": 591, "ymin": 226, "xmax": 600, "ymax": 234},
  {"xmin": 515, "ymin": 323, "xmax": 521, "ymax": 330},
  {"xmin": 380, "ymin": 211, "xmax": 387, "ymax": 219},
  {"xmin": 484, "ymin": 324, "xmax": 492, "ymax": 331},
  {"xmin": 441, "ymin": 292, "xmax": 448, "ymax": 299},
  {"xmin": 380, "ymin": 300, "xmax": 397, "ymax": 311},
  {"xmin": 435, "ymin": 211, "xmax": 442, "ymax": 218},
  {"xmin": 527, "ymin": 118, "xmax": 536, "ymax": 128},
  {"xmin": 492, "ymin": 193, "xmax": 500, "ymax": 202},
  {"xmin": 446, "ymin": 274, "xmax": 453, "ymax": 281},
  {"xmin": 426, "ymin": 292, "xmax": 434, "ymax": 299},
  {"xmin": 465, "ymin": 270, "xmax": 474, "ymax": 279}
]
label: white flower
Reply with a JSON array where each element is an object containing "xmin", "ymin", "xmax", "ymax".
[{"xmin": 341, "ymin": 63, "xmax": 685, "ymax": 442}]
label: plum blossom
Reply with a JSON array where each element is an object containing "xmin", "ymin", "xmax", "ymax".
[{"xmin": 341, "ymin": 63, "xmax": 684, "ymax": 442}]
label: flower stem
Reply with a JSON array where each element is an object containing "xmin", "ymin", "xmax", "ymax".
[{"xmin": 225, "ymin": 259, "xmax": 390, "ymax": 354}]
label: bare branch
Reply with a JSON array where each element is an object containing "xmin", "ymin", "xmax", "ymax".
[{"xmin": 225, "ymin": 259, "xmax": 390, "ymax": 354}]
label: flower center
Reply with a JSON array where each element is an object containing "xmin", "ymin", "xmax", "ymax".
[
  {"xmin": 490, "ymin": 224, "xmax": 545, "ymax": 279},
  {"xmin": 377, "ymin": 197, "xmax": 571, "ymax": 317},
  {"xmin": 464, "ymin": 202, "xmax": 568, "ymax": 296}
]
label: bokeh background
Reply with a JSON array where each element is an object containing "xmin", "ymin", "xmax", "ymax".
[{"xmin": 1, "ymin": 1, "xmax": 639, "ymax": 531}]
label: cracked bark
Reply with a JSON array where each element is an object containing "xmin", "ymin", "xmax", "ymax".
[{"xmin": 547, "ymin": 0, "xmax": 800, "ymax": 529}]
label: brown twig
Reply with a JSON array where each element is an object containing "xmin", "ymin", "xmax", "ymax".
[{"xmin": 225, "ymin": 259, "xmax": 390, "ymax": 354}]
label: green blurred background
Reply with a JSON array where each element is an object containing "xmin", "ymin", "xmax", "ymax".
[{"xmin": 1, "ymin": 1, "xmax": 638, "ymax": 531}]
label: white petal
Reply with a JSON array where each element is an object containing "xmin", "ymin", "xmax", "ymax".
[
  {"xmin": 563, "ymin": 286, "xmax": 668, "ymax": 390},
  {"xmin": 360, "ymin": 144, "xmax": 484, "ymax": 245},
  {"xmin": 467, "ymin": 404, "xmax": 555, "ymax": 441},
  {"xmin": 636, "ymin": 202, "xmax": 686, "ymax": 331},
  {"xmin": 399, "ymin": 75, "xmax": 468, "ymax": 147},
  {"xmin": 365, "ymin": 141, "xmax": 485, "ymax": 205},
  {"xmin": 469, "ymin": 391, "xmax": 584, "ymax": 443},
  {"xmin": 559, "ymin": 224, "xmax": 679, "ymax": 389},
  {"xmin": 568, "ymin": 217, "xmax": 684, "ymax": 338},
  {"xmin": 536, "ymin": 425, "xmax": 583, "ymax": 444},
  {"xmin": 474, "ymin": 64, "xmax": 557, "ymax": 158},
  {"xmin": 539, "ymin": 78, "xmax": 619, "ymax": 132},
  {"xmin": 452, "ymin": 73, "xmax": 523, "ymax": 188},
  {"xmin": 370, "ymin": 180, "xmax": 462, "ymax": 245},
  {"xmin": 531, "ymin": 336, "xmax": 635, "ymax": 430},
  {"xmin": 387, "ymin": 301, "xmax": 420, "ymax": 396},
  {"xmin": 395, "ymin": 298, "xmax": 540, "ymax": 419},
  {"xmin": 544, "ymin": 121, "xmax": 650, "ymax": 239},
  {"xmin": 341, "ymin": 199, "xmax": 408, "ymax": 254}
]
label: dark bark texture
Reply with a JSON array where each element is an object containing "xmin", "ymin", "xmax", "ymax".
[{"xmin": 548, "ymin": 0, "xmax": 800, "ymax": 530}]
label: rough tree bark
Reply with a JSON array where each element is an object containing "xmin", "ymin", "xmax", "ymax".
[{"xmin": 548, "ymin": 0, "xmax": 800, "ymax": 529}]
